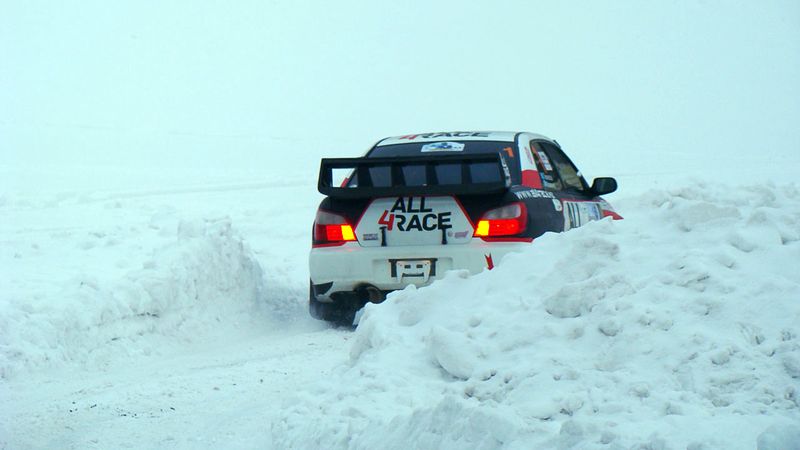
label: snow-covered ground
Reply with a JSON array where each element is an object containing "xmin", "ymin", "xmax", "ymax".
[
  {"xmin": 0, "ymin": 163, "xmax": 343, "ymax": 449},
  {"xmin": 2, "ymin": 157, "xmax": 799, "ymax": 449},
  {"xmin": 3, "ymin": 1, "xmax": 800, "ymax": 449}
]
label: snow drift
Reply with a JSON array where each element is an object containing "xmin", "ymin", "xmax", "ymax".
[
  {"xmin": 0, "ymin": 218, "xmax": 267, "ymax": 379},
  {"xmin": 271, "ymin": 182, "xmax": 800, "ymax": 450}
]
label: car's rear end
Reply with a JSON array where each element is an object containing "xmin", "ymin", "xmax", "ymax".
[{"xmin": 309, "ymin": 136, "xmax": 533, "ymax": 324}]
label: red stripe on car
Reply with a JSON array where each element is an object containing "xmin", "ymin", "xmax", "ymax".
[
  {"xmin": 602, "ymin": 210, "xmax": 623, "ymax": 220},
  {"xmin": 521, "ymin": 169, "xmax": 542, "ymax": 189}
]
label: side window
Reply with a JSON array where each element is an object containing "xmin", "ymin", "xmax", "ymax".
[
  {"xmin": 538, "ymin": 142, "xmax": 587, "ymax": 192},
  {"xmin": 529, "ymin": 140, "xmax": 562, "ymax": 191}
]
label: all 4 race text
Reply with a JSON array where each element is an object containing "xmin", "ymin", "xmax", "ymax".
[{"xmin": 378, "ymin": 197, "xmax": 452, "ymax": 232}]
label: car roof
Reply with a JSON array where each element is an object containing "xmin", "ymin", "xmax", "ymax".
[{"xmin": 376, "ymin": 131, "xmax": 554, "ymax": 147}]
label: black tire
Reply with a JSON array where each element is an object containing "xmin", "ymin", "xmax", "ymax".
[{"xmin": 309, "ymin": 282, "xmax": 357, "ymax": 327}]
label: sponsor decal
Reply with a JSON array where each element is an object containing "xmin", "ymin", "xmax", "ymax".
[
  {"xmin": 537, "ymin": 151, "xmax": 554, "ymax": 171},
  {"xmin": 378, "ymin": 197, "xmax": 453, "ymax": 232},
  {"xmin": 563, "ymin": 201, "xmax": 603, "ymax": 230},
  {"xmin": 357, "ymin": 196, "xmax": 473, "ymax": 247},
  {"xmin": 399, "ymin": 132, "xmax": 490, "ymax": 140},
  {"xmin": 362, "ymin": 233, "xmax": 379, "ymax": 241},
  {"xmin": 421, "ymin": 141, "xmax": 465, "ymax": 153},
  {"xmin": 588, "ymin": 203, "xmax": 602, "ymax": 220},
  {"xmin": 552, "ymin": 199, "xmax": 563, "ymax": 212},
  {"xmin": 446, "ymin": 230, "xmax": 469, "ymax": 239},
  {"xmin": 515, "ymin": 189, "xmax": 556, "ymax": 200},
  {"xmin": 564, "ymin": 202, "xmax": 578, "ymax": 230}
]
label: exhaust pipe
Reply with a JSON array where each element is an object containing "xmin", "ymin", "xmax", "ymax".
[{"xmin": 358, "ymin": 285, "xmax": 384, "ymax": 303}]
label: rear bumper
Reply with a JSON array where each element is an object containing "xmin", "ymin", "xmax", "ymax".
[{"xmin": 309, "ymin": 240, "xmax": 529, "ymax": 302}]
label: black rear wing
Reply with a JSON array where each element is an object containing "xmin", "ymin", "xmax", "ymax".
[{"xmin": 318, "ymin": 153, "xmax": 511, "ymax": 199}]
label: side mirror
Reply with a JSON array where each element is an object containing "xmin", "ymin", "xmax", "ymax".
[{"xmin": 590, "ymin": 177, "xmax": 617, "ymax": 196}]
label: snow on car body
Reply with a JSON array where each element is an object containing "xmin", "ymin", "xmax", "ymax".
[{"xmin": 309, "ymin": 131, "xmax": 620, "ymax": 324}]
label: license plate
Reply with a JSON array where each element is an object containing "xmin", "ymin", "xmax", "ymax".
[{"xmin": 389, "ymin": 258, "xmax": 437, "ymax": 283}]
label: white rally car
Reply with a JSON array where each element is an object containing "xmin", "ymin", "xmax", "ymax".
[{"xmin": 309, "ymin": 131, "xmax": 620, "ymax": 325}]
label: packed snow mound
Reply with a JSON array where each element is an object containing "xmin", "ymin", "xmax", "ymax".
[
  {"xmin": 272, "ymin": 183, "xmax": 800, "ymax": 450},
  {"xmin": 757, "ymin": 424, "xmax": 800, "ymax": 450},
  {"xmin": 0, "ymin": 218, "xmax": 268, "ymax": 379}
]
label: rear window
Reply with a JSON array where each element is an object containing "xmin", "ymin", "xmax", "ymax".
[{"xmin": 354, "ymin": 141, "xmax": 520, "ymax": 186}]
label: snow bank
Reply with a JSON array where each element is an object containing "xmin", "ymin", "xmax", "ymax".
[
  {"xmin": 758, "ymin": 424, "xmax": 800, "ymax": 450},
  {"xmin": 272, "ymin": 183, "xmax": 800, "ymax": 449},
  {"xmin": 0, "ymin": 218, "xmax": 268, "ymax": 379}
]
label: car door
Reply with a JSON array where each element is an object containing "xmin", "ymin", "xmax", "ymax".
[{"xmin": 532, "ymin": 140, "xmax": 603, "ymax": 231}]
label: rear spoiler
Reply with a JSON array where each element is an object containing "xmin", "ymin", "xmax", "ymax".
[{"xmin": 318, "ymin": 153, "xmax": 511, "ymax": 199}]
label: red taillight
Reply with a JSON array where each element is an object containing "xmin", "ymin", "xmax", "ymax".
[
  {"xmin": 313, "ymin": 210, "xmax": 356, "ymax": 245},
  {"xmin": 474, "ymin": 203, "xmax": 528, "ymax": 237},
  {"xmin": 318, "ymin": 224, "xmax": 355, "ymax": 242}
]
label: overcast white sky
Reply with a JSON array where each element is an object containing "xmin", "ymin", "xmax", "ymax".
[{"xmin": 2, "ymin": 1, "xmax": 799, "ymax": 178}]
